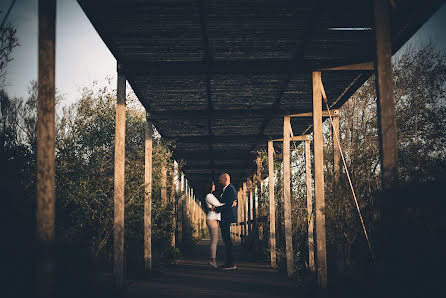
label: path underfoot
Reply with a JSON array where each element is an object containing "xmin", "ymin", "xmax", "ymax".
[{"xmin": 125, "ymin": 234, "xmax": 310, "ymax": 298}]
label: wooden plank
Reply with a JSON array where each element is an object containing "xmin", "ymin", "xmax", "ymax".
[
  {"xmin": 374, "ymin": 0, "xmax": 399, "ymax": 189},
  {"xmin": 144, "ymin": 116, "xmax": 153, "ymax": 273},
  {"xmin": 283, "ymin": 116, "xmax": 294, "ymax": 278},
  {"xmin": 125, "ymin": 59, "xmax": 374, "ymax": 75},
  {"xmin": 332, "ymin": 116, "xmax": 341, "ymax": 184},
  {"xmin": 271, "ymin": 134, "xmax": 311, "ymax": 142},
  {"xmin": 305, "ymin": 140, "xmax": 315, "ymax": 272},
  {"xmin": 268, "ymin": 141, "xmax": 277, "ymax": 268},
  {"xmin": 114, "ymin": 66, "xmax": 126, "ymax": 289},
  {"xmin": 319, "ymin": 61, "xmax": 374, "ymax": 71},
  {"xmin": 36, "ymin": 1, "xmax": 56, "ymax": 295},
  {"xmin": 313, "ymin": 71, "xmax": 327, "ymax": 288},
  {"xmin": 288, "ymin": 109, "xmax": 339, "ymax": 118}
]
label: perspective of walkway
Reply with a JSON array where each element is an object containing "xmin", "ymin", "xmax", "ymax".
[
  {"xmin": 126, "ymin": 234, "xmax": 308, "ymax": 298},
  {"xmin": 29, "ymin": 0, "xmax": 445, "ymax": 297}
]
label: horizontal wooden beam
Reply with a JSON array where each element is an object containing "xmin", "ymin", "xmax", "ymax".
[
  {"xmin": 319, "ymin": 61, "xmax": 374, "ymax": 71},
  {"xmin": 288, "ymin": 109, "xmax": 339, "ymax": 118},
  {"xmin": 123, "ymin": 59, "xmax": 374, "ymax": 76},
  {"xmin": 271, "ymin": 134, "xmax": 311, "ymax": 142}
]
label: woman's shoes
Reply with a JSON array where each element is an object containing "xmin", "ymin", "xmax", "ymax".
[{"xmin": 208, "ymin": 260, "xmax": 218, "ymax": 269}]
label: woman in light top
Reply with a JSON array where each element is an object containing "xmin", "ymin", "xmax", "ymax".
[{"xmin": 205, "ymin": 181, "xmax": 225, "ymax": 269}]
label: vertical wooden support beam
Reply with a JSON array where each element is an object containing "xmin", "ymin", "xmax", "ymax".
[
  {"xmin": 247, "ymin": 178, "xmax": 252, "ymax": 235},
  {"xmin": 161, "ymin": 162, "xmax": 167, "ymax": 206},
  {"xmin": 237, "ymin": 188, "xmax": 243, "ymax": 242},
  {"xmin": 170, "ymin": 162, "xmax": 176, "ymax": 247},
  {"xmin": 268, "ymin": 141, "xmax": 277, "ymax": 268},
  {"xmin": 255, "ymin": 157, "xmax": 261, "ymax": 240},
  {"xmin": 313, "ymin": 71, "xmax": 327, "ymax": 288},
  {"xmin": 243, "ymin": 182, "xmax": 248, "ymax": 241},
  {"xmin": 36, "ymin": 1, "xmax": 56, "ymax": 295},
  {"xmin": 113, "ymin": 65, "xmax": 126, "ymax": 289},
  {"xmin": 305, "ymin": 140, "xmax": 315, "ymax": 272},
  {"xmin": 374, "ymin": 0, "xmax": 399, "ymax": 189},
  {"xmin": 283, "ymin": 116, "xmax": 294, "ymax": 278},
  {"xmin": 177, "ymin": 172, "xmax": 184, "ymax": 244},
  {"xmin": 37, "ymin": 0, "xmax": 56, "ymax": 244},
  {"xmin": 144, "ymin": 115, "xmax": 153, "ymax": 274},
  {"xmin": 332, "ymin": 116, "xmax": 340, "ymax": 184}
]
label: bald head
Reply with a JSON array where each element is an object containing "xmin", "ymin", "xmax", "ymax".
[{"xmin": 219, "ymin": 173, "xmax": 230, "ymax": 187}]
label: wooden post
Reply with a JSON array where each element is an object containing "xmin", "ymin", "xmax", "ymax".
[
  {"xmin": 283, "ymin": 116, "xmax": 294, "ymax": 278},
  {"xmin": 113, "ymin": 65, "xmax": 126, "ymax": 289},
  {"xmin": 247, "ymin": 178, "xmax": 252, "ymax": 235},
  {"xmin": 161, "ymin": 162, "xmax": 167, "ymax": 206},
  {"xmin": 332, "ymin": 116, "xmax": 340, "ymax": 184},
  {"xmin": 256, "ymin": 157, "xmax": 261, "ymax": 216},
  {"xmin": 313, "ymin": 71, "xmax": 327, "ymax": 288},
  {"xmin": 144, "ymin": 116, "xmax": 153, "ymax": 273},
  {"xmin": 243, "ymin": 182, "xmax": 248, "ymax": 241},
  {"xmin": 305, "ymin": 140, "xmax": 315, "ymax": 272},
  {"xmin": 36, "ymin": 0, "xmax": 56, "ymax": 295},
  {"xmin": 268, "ymin": 141, "xmax": 277, "ymax": 268},
  {"xmin": 374, "ymin": 0, "xmax": 399, "ymax": 189},
  {"xmin": 177, "ymin": 172, "xmax": 184, "ymax": 244},
  {"xmin": 171, "ymin": 162, "xmax": 176, "ymax": 247}
]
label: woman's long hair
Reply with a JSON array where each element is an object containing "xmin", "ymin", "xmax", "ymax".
[{"xmin": 200, "ymin": 179, "xmax": 215, "ymax": 214}]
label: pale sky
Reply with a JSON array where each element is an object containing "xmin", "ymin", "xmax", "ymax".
[{"xmin": 1, "ymin": 0, "xmax": 446, "ymax": 107}]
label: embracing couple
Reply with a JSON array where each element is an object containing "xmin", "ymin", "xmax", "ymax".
[{"xmin": 204, "ymin": 173, "xmax": 238, "ymax": 270}]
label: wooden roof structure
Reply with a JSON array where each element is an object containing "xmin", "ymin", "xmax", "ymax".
[{"xmin": 77, "ymin": 0, "xmax": 443, "ymax": 188}]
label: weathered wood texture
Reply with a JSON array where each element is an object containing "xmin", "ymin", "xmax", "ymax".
[
  {"xmin": 373, "ymin": 0, "xmax": 399, "ymax": 189},
  {"xmin": 37, "ymin": 0, "xmax": 56, "ymax": 243},
  {"xmin": 36, "ymin": 1, "xmax": 56, "ymax": 296},
  {"xmin": 144, "ymin": 117, "xmax": 153, "ymax": 273},
  {"xmin": 313, "ymin": 72, "xmax": 327, "ymax": 288},
  {"xmin": 283, "ymin": 116, "xmax": 294, "ymax": 277},
  {"xmin": 267, "ymin": 141, "xmax": 277, "ymax": 268},
  {"xmin": 305, "ymin": 140, "xmax": 315, "ymax": 272},
  {"xmin": 114, "ymin": 68, "xmax": 126, "ymax": 288}
]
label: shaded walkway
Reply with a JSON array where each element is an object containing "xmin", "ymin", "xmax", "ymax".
[{"xmin": 126, "ymin": 234, "xmax": 309, "ymax": 298}]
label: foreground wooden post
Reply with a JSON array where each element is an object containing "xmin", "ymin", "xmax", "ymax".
[
  {"xmin": 313, "ymin": 71, "xmax": 327, "ymax": 288},
  {"xmin": 283, "ymin": 116, "xmax": 294, "ymax": 277},
  {"xmin": 268, "ymin": 141, "xmax": 277, "ymax": 268},
  {"xmin": 144, "ymin": 115, "xmax": 153, "ymax": 274},
  {"xmin": 36, "ymin": 0, "xmax": 56, "ymax": 295},
  {"xmin": 305, "ymin": 140, "xmax": 315, "ymax": 272},
  {"xmin": 373, "ymin": 0, "xmax": 399, "ymax": 189},
  {"xmin": 113, "ymin": 65, "xmax": 126, "ymax": 288}
]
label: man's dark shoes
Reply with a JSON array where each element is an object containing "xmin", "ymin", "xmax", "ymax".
[{"xmin": 218, "ymin": 264, "xmax": 237, "ymax": 270}]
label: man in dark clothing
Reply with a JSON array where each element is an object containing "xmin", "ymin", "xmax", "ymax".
[{"xmin": 212, "ymin": 173, "xmax": 238, "ymax": 270}]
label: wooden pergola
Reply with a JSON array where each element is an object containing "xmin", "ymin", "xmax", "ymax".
[{"xmin": 35, "ymin": 0, "xmax": 443, "ymax": 294}]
